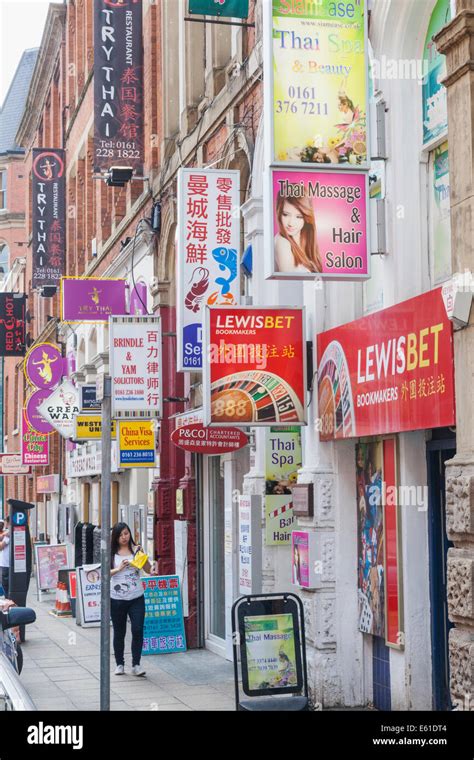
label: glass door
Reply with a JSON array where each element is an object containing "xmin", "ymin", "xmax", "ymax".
[{"xmin": 205, "ymin": 457, "xmax": 226, "ymax": 650}]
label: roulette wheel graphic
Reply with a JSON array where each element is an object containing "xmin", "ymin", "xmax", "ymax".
[
  {"xmin": 210, "ymin": 371, "xmax": 304, "ymax": 424},
  {"xmin": 318, "ymin": 340, "xmax": 355, "ymax": 439}
]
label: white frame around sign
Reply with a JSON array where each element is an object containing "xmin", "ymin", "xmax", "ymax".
[
  {"xmin": 176, "ymin": 168, "xmax": 241, "ymax": 374},
  {"xmin": 264, "ymin": 166, "xmax": 371, "ymax": 281},
  {"xmin": 263, "ymin": 0, "xmax": 371, "ymax": 172},
  {"xmin": 109, "ymin": 315, "xmax": 163, "ymax": 419},
  {"xmin": 76, "ymin": 564, "xmax": 102, "ymax": 628},
  {"xmin": 202, "ymin": 304, "xmax": 308, "ymax": 427}
]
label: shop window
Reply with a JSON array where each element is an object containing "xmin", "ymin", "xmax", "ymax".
[
  {"xmin": 428, "ymin": 141, "xmax": 451, "ymax": 284},
  {"xmin": 422, "ymin": 0, "xmax": 451, "ymax": 147}
]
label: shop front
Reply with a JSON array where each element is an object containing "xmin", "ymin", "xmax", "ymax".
[{"xmin": 316, "ymin": 287, "xmax": 456, "ymax": 710}]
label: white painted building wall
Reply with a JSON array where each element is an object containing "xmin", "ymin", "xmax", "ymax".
[{"xmin": 236, "ymin": 0, "xmax": 447, "ymax": 709}]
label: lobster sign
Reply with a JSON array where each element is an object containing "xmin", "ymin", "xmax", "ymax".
[{"xmin": 177, "ymin": 169, "xmax": 241, "ymax": 372}]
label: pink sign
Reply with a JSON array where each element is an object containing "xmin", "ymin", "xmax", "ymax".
[
  {"xmin": 292, "ymin": 531, "xmax": 310, "ymax": 588},
  {"xmin": 129, "ymin": 282, "xmax": 148, "ymax": 316},
  {"xmin": 25, "ymin": 343, "xmax": 62, "ymax": 390},
  {"xmin": 25, "ymin": 389, "xmax": 55, "ymax": 435},
  {"xmin": 21, "ymin": 410, "xmax": 49, "ymax": 466},
  {"xmin": 269, "ymin": 168, "xmax": 369, "ymax": 280},
  {"xmin": 61, "ymin": 278, "xmax": 127, "ymax": 322}
]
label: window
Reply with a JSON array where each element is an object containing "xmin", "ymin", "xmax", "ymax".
[
  {"xmin": 428, "ymin": 141, "xmax": 451, "ymax": 284},
  {"xmin": 0, "ymin": 170, "xmax": 6, "ymax": 210},
  {"xmin": 0, "ymin": 243, "xmax": 9, "ymax": 280}
]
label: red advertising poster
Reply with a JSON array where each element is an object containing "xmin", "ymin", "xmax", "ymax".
[
  {"xmin": 204, "ymin": 306, "xmax": 306, "ymax": 427},
  {"xmin": 317, "ymin": 288, "xmax": 455, "ymax": 440},
  {"xmin": 383, "ymin": 437, "xmax": 403, "ymax": 648}
]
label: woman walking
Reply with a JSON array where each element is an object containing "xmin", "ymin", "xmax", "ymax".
[{"xmin": 110, "ymin": 522, "xmax": 153, "ymax": 676}]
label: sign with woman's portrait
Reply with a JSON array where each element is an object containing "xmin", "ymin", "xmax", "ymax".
[{"xmin": 266, "ymin": 168, "xmax": 369, "ymax": 280}]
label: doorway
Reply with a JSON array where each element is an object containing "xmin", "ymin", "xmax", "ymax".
[
  {"xmin": 426, "ymin": 434, "xmax": 455, "ymax": 711},
  {"xmin": 203, "ymin": 456, "xmax": 226, "ymax": 655}
]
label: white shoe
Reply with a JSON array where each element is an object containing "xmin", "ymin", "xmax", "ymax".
[
  {"xmin": 131, "ymin": 665, "xmax": 146, "ymax": 677},
  {"xmin": 114, "ymin": 664, "xmax": 125, "ymax": 675}
]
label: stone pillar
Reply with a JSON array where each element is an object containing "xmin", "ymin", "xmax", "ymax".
[{"xmin": 434, "ymin": 5, "xmax": 474, "ymax": 711}]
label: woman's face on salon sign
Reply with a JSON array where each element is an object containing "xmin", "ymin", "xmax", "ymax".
[{"xmin": 281, "ymin": 201, "xmax": 305, "ymax": 238}]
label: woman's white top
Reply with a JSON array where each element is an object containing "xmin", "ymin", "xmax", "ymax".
[{"xmin": 110, "ymin": 553, "xmax": 144, "ymax": 601}]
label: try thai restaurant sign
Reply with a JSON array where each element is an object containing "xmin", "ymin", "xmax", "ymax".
[
  {"xmin": 61, "ymin": 278, "xmax": 127, "ymax": 322},
  {"xmin": 203, "ymin": 306, "xmax": 306, "ymax": 427},
  {"xmin": 93, "ymin": 0, "xmax": 144, "ymax": 172},
  {"xmin": 31, "ymin": 148, "xmax": 66, "ymax": 288},
  {"xmin": 317, "ymin": 287, "xmax": 455, "ymax": 440}
]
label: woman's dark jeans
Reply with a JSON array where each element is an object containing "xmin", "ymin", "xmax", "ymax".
[{"xmin": 110, "ymin": 594, "xmax": 145, "ymax": 667}]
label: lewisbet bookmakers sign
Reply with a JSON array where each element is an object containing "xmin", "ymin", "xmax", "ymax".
[
  {"xmin": 317, "ymin": 287, "xmax": 455, "ymax": 439},
  {"xmin": 265, "ymin": 0, "xmax": 368, "ymax": 167},
  {"xmin": 203, "ymin": 306, "xmax": 306, "ymax": 427}
]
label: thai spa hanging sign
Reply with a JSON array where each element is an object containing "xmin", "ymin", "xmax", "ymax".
[{"xmin": 265, "ymin": 0, "xmax": 368, "ymax": 167}]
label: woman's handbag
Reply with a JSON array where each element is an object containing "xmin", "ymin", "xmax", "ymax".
[{"xmin": 129, "ymin": 549, "xmax": 149, "ymax": 570}]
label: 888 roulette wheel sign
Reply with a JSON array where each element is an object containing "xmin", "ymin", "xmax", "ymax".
[{"xmin": 205, "ymin": 306, "xmax": 306, "ymax": 427}]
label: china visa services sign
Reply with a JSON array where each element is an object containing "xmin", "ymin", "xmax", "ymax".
[{"xmin": 177, "ymin": 169, "xmax": 240, "ymax": 373}]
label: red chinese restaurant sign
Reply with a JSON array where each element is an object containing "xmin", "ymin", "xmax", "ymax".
[{"xmin": 317, "ymin": 287, "xmax": 455, "ymax": 440}]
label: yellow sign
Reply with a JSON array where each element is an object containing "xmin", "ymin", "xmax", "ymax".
[
  {"xmin": 74, "ymin": 416, "xmax": 117, "ymax": 440},
  {"xmin": 119, "ymin": 421, "xmax": 156, "ymax": 468}
]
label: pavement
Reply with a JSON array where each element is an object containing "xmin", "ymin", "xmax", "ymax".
[{"xmin": 20, "ymin": 590, "xmax": 236, "ymax": 712}]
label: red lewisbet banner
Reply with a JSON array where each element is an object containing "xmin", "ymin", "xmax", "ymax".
[
  {"xmin": 204, "ymin": 306, "xmax": 306, "ymax": 427},
  {"xmin": 317, "ymin": 287, "xmax": 455, "ymax": 440}
]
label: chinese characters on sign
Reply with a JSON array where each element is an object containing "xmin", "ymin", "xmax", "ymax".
[
  {"xmin": 317, "ymin": 287, "xmax": 455, "ymax": 440},
  {"xmin": 142, "ymin": 575, "xmax": 187, "ymax": 655},
  {"xmin": 21, "ymin": 410, "xmax": 49, "ymax": 466},
  {"xmin": 0, "ymin": 294, "xmax": 26, "ymax": 357},
  {"xmin": 61, "ymin": 278, "xmax": 127, "ymax": 322},
  {"xmin": 94, "ymin": 0, "xmax": 144, "ymax": 172},
  {"xmin": 203, "ymin": 306, "xmax": 307, "ymax": 426},
  {"xmin": 109, "ymin": 316, "xmax": 162, "ymax": 419},
  {"xmin": 177, "ymin": 169, "xmax": 240, "ymax": 371},
  {"xmin": 31, "ymin": 149, "xmax": 66, "ymax": 288}
]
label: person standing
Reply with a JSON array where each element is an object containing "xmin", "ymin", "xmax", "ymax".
[
  {"xmin": 0, "ymin": 516, "xmax": 11, "ymax": 597},
  {"xmin": 110, "ymin": 522, "xmax": 154, "ymax": 676}
]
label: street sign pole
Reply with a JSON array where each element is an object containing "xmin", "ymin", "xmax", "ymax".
[{"xmin": 100, "ymin": 375, "xmax": 112, "ymax": 712}]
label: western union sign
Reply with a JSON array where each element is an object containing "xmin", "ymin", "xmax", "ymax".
[{"xmin": 74, "ymin": 415, "xmax": 117, "ymax": 440}]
